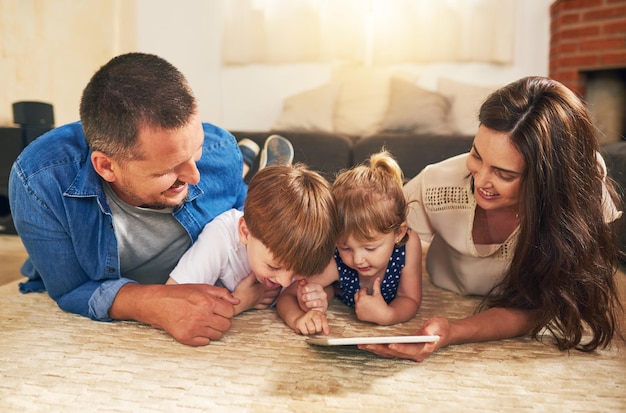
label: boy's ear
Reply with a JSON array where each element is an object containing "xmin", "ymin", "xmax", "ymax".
[
  {"xmin": 238, "ymin": 216, "xmax": 251, "ymax": 244},
  {"xmin": 91, "ymin": 151, "xmax": 117, "ymax": 182}
]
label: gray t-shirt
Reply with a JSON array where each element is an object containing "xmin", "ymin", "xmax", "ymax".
[{"xmin": 104, "ymin": 182, "xmax": 190, "ymax": 284}]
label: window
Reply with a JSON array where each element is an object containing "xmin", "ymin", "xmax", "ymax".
[{"xmin": 222, "ymin": 0, "xmax": 515, "ymax": 65}]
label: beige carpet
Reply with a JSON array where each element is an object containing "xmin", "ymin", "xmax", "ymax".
[{"xmin": 1, "ymin": 262, "xmax": 625, "ymax": 413}]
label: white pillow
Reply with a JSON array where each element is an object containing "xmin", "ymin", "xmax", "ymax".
[
  {"xmin": 379, "ymin": 77, "xmax": 453, "ymax": 135},
  {"xmin": 272, "ymin": 82, "xmax": 340, "ymax": 133},
  {"xmin": 331, "ymin": 67, "xmax": 394, "ymax": 136},
  {"xmin": 438, "ymin": 78, "xmax": 497, "ymax": 136}
]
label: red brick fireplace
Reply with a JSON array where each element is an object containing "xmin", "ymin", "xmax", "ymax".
[{"xmin": 550, "ymin": 0, "xmax": 626, "ymax": 141}]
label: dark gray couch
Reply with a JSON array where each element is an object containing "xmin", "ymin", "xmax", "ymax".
[
  {"xmin": 231, "ymin": 130, "xmax": 474, "ymax": 182},
  {"xmin": 232, "ymin": 130, "xmax": 626, "ymax": 263}
]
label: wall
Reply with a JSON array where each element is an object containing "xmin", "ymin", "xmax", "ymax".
[
  {"xmin": 135, "ymin": 0, "xmax": 222, "ymax": 126},
  {"xmin": 549, "ymin": 0, "xmax": 626, "ymax": 142},
  {"xmin": 1, "ymin": 0, "xmax": 552, "ymax": 131},
  {"xmin": 550, "ymin": 0, "xmax": 626, "ymax": 93},
  {"xmin": 0, "ymin": 0, "xmax": 136, "ymax": 127},
  {"xmin": 218, "ymin": 0, "xmax": 553, "ymax": 131}
]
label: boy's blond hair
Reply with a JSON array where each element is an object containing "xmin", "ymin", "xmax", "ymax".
[
  {"xmin": 244, "ymin": 164, "xmax": 339, "ymax": 276},
  {"xmin": 333, "ymin": 149, "xmax": 407, "ymax": 244}
]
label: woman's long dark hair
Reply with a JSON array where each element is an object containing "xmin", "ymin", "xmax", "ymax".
[{"xmin": 478, "ymin": 76, "xmax": 623, "ymax": 351}]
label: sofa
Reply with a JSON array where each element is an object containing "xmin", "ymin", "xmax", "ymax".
[
  {"xmin": 231, "ymin": 130, "xmax": 626, "ymax": 263},
  {"xmin": 231, "ymin": 130, "xmax": 475, "ymax": 182}
]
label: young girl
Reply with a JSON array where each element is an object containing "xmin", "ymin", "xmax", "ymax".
[{"xmin": 276, "ymin": 150, "xmax": 423, "ymax": 335}]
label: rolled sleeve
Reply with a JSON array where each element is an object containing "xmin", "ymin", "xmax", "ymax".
[{"xmin": 88, "ymin": 278, "xmax": 137, "ymax": 321}]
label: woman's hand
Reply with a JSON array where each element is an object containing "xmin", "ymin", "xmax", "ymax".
[
  {"xmin": 358, "ymin": 316, "xmax": 451, "ymax": 362},
  {"xmin": 359, "ymin": 307, "xmax": 539, "ymax": 361}
]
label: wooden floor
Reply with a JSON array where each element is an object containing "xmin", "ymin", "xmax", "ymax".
[{"xmin": 0, "ymin": 235, "xmax": 27, "ymax": 286}]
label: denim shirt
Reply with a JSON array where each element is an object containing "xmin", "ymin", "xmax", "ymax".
[{"xmin": 9, "ymin": 121, "xmax": 246, "ymax": 321}]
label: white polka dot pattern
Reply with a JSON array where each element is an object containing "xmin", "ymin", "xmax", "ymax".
[{"xmin": 334, "ymin": 245, "xmax": 405, "ymax": 307}]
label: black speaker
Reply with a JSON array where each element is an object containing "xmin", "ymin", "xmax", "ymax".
[
  {"xmin": 0, "ymin": 127, "xmax": 24, "ymax": 234},
  {"xmin": 12, "ymin": 101, "xmax": 54, "ymax": 147}
]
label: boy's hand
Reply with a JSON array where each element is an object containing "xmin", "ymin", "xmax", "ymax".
[
  {"xmin": 294, "ymin": 310, "xmax": 330, "ymax": 336},
  {"xmin": 297, "ymin": 280, "xmax": 329, "ymax": 313},
  {"xmin": 232, "ymin": 272, "xmax": 281, "ymax": 314}
]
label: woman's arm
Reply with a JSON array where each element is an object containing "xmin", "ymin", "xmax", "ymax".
[{"xmin": 360, "ymin": 306, "xmax": 540, "ymax": 362}]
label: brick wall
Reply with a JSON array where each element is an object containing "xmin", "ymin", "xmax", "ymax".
[{"xmin": 550, "ymin": 0, "xmax": 626, "ymax": 94}]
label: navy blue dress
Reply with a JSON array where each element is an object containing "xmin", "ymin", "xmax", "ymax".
[{"xmin": 333, "ymin": 245, "xmax": 406, "ymax": 307}]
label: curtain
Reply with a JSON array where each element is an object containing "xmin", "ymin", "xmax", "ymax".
[{"xmin": 222, "ymin": 0, "xmax": 516, "ymax": 65}]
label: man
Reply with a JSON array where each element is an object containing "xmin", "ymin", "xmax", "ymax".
[{"xmin": 9, "ymin": 52, "xmax": 248, "ymax": 346}]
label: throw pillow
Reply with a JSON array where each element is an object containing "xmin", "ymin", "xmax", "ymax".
[
  {"xmin": 438, "ymin": 77, "xmax": 497, "ymax": 136},
  {"xmin": 272, "ymin": 82, "xmax": 340, "ymax": 133},
  {"xmin": 331, "ymin": 67, "xmax": 393, "ymax": 136},
  {"xmin": 379, "ymin": 77, "xmax": 453, "ymax": 135}
]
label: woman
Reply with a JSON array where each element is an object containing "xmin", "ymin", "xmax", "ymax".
[{"xmin": 361, "ymin": 76, "xmax": 623, "ymax": 361}]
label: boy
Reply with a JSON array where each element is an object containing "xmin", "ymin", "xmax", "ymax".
[{"xmin": 167, "ymin": 164, "xmax": 340, "ymax": 315}]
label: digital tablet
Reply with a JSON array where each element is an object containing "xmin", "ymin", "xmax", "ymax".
[{"xmin": 306, "ymin": 335, "xmax": 440, "ymax": 346}]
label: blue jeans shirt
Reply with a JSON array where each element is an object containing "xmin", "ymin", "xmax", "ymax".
[{"xmin": 9, "ymin": 121, "xmax": 246, "ymax": 321}]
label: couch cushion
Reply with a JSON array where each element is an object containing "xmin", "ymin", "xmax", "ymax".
[
  {"xmin": 331, "ymin": 67, "xmax": 393, "ymax": 136},
  {"xmin": 272, "ymin": 83, "xmax": 340, "ymax": 133},
  {"xmin": 438, "ymin": 77, "xmax": 496, "ymax": 136},
  {"xmin": 379, "ymin": 77, "xmax": 453, "ymax": 135}
]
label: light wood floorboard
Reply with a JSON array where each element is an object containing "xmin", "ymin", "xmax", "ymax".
[{"xmin": 0, "ymin": 235, "xmax": 27, "ymax": 286}]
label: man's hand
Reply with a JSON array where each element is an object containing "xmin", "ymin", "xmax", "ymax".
[
  {"xmin": 232, "ymin": 272, "xmax": 281, "ymax": 314},
  {"xmin": 110, "ymin": 283, "xmax": 240, "ymax": 347}
]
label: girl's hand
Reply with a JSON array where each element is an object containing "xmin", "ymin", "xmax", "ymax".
[
  {"xmin": 294, "ymin": 310, "xmax": 330, "ymax": 336},
  {"xmin": 353, "ymin": 277, "xmax": 391, "ymax": 324},
  {"xmin": 297, "ymin": 280, "xmax": 329, "ymax": 313},
  {"xmin": 358, "ymin": 316, "xmax": 450, "ymax": 361}
]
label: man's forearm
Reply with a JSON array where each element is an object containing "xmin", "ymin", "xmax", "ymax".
[{"xmin": 109, "ymin": 283, "xmax": 161, "ymax": 324}]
